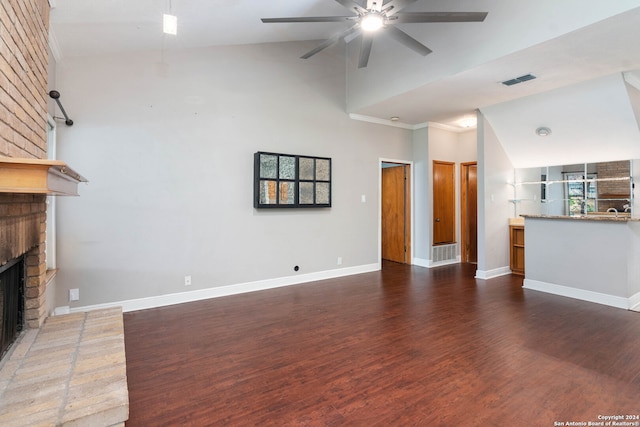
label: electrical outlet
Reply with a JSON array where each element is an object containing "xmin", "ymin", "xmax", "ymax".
[
  {"xmin": 69, "ymin": 288, "xmax": 79, "ymax": 301},
  {"xmin": 337, "ymin": 257, "xmax": 343, "ymax": 265},
  {"xmin": 184, "ymin": 275, "xmax": 191, "ymax": 286}
]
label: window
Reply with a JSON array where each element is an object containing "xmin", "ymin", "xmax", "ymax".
[
  {"xmin": 564, "ymin": 172, "xmax": 597, "ymax": 215},
  {"xmin": 46, "ymin": 115, "xmax": 56, "ymax": 269}
]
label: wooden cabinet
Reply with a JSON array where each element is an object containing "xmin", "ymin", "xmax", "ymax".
[{"xmin": 510, "ymin": 225, "xmax": 525, "ymax": 275}]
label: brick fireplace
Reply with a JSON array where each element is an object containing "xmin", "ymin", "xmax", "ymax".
[
  {"xmin": 0, "ymin": 0, "xmax": 52, "ymax": 330},
  {"xmin": 0, "ymin": 193, "xmax": 48, "ymax": 329}
]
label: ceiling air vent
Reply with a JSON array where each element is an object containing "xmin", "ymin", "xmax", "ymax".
[{"xmin": 501, "ymin": 74, "xmax": 537, "ymax": 86}]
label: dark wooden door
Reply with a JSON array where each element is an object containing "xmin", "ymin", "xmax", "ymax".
[
  {"xmin": 461, "ymin": 162, "xmax": 478, "ymax": 263},
  {"xmin": 382, "ymin": 165, "xmax": 410, "ymax": 263},
  {"xmin": 433, "ymin": 161, "xmax": 456, "ymax": 245}
]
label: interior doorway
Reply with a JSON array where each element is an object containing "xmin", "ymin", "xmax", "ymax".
[
  {"xmin": 381, "ymin": 162, "xmax": 411, "ymax": 264},
  {"xmin": 432, "ymin": 161, "xmax": 456, "ymax": 245},
  {"xmin": 461, "ymin": 162, "xmax": 478, "ymax": 263}
]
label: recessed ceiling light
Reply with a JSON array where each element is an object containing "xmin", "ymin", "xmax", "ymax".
[
  {"xmin": 390, "ymin": 116, "xmax": 400, "ymax": 121},
  {"xmin": 459, "ymin": 117, "xmax": 477, "ymax": 128},
  {"xmin": 163, "ymin": 14, "xmax": 177, "ymax": 35}
]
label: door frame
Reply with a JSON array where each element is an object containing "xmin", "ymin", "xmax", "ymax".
[
  {"xmin": 460, "ymin": 161, "xmax": 477, "ymax": 263},
  {"xmin": 379, "ymin": 158, "xmax": 414, "ymax": 266}
]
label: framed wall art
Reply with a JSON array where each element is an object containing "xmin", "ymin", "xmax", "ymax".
[{"xmin": 254, "ymin": 151, "xmax": 332, "ymax": 208}]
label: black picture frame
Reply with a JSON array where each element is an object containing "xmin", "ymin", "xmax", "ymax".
[{"xmin": 254, "ymin": 151, "xmax": 332, "ymax": 208}]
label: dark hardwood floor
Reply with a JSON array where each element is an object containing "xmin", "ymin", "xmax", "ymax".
[{"xmin": 124, "ymin": 262, "xmax": 640, "ymax": 426}]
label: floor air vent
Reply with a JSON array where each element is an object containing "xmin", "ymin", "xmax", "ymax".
[
  {"xmin": 432, "ymin": 244, "xmax": 457, "ymax": 263},
  {"xmin": 501, "ymin": 74, "xmax": 536, "ymax": 86}
]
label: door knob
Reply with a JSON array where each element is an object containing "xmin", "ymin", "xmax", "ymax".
[{"xmin": 435, "ymin": 218, "xmax": 440, "ymax": 222}]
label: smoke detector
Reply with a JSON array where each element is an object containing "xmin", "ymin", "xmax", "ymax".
[{"xmin": 536, "ymin": 127, "xmax": 552, "ymax": 137}]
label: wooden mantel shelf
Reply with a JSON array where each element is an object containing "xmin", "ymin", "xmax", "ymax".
[{"xmin": 0, "ymin": 157, "xmax": 88, "ymax": 196}]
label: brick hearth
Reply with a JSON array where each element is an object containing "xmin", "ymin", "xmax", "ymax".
[{"xmin": 0, "ymin": 307, "xmax": 129, "ymax": 426}]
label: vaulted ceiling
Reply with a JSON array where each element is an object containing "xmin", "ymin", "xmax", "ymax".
[{"xmin": 50, "ymin": 0, "xmax": 640, "ymax": 129}]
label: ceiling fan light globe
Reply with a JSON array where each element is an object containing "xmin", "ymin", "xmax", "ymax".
[{"xmin": 361, "ymin": 13, "xmax": 384, "ymax": 32}]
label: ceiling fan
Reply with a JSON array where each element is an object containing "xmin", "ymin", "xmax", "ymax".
[{"xmin": 261, "ymin": 0, "xmax": 488, "ymax": 68}]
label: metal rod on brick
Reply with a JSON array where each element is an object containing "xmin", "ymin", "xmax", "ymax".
[{"xmin": 48, "ymin": 90, "xmax": 74, "ymax": 126}]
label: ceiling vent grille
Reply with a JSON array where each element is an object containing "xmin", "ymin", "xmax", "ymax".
[{"xmin": 501, "ymin": 74, "xmax": 537, "ymax": 86}]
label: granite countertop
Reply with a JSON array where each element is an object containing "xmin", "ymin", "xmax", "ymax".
[{"xmin": 521, "ymin": 214, "xmax": 640, "ymax": 222}]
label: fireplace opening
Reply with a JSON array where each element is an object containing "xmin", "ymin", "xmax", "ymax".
[{"xmin": 0, "ymin": 256, "xmax": 25, "ymax": 361}]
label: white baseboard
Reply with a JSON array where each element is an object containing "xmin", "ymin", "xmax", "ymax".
[
  {"xmin": 475, "ymin": 266, "xmax": 511, "ymax": 280},
  {"xmin": 66, "ymin": 263, "xmax": 381, "ymax": 314},
  {"xmin": 53, "ymin": 306, "xmax": 70, "ymax": 316},
  {"xmin": 412, "ymin": 257, "xmax": 460, "ymax": 269},
  {"xmin": 523, "ymin": 279, "xmax": 630, "ymax": 310},
  {"xmin": 412, "ymin": 257, "xmax": 430, "ymax": 268},
  {"xmin": 629, "ymin": 291, "xmax": 640, "ymax": 312},
  {"xmin": 430, "ymin": 258, "xmax": 460, "ymax": 268}
]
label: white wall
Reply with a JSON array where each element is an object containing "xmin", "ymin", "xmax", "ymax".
[
  {"xmin": 458, "ymin": 130, "xmax": 478, "ymax": 162},
  {"xmin": 411, "ymin": 128, "xmax": 429, "ymax": 262},
  {"xmin": 54, "ymin": 41, "xmax": 413, "ymax": 309},
  {"xmin": 627, "ymin": 81, "xmax": 640, "ymax": 125},
  {"xmin": 476, "ymin": 113, "xmax": 514, "ymax": 278}
]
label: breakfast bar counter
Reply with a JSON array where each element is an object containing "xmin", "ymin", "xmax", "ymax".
[{"xmin": 520, "ymin": 215, "xmax": 640, "ymax": 311}]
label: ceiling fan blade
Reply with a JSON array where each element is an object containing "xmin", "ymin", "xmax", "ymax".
[
  {"xmin": 382, "ymin": 0, "xmax": 420, "ymax": 16},
  {"xmin": 358, "ymin": 34, "xmax": 374, "ymax": 68},
  {"xmin": 393, "ymin": 12, "xmax": 488, "ymax": 23},
  {"xmin": 334, "ymin": 0, "xmax": 367, "ymax": 14},
  {"xmin": 384, "ymin": 25, "xmax": 432, "ymax": 56},
  {"xmin": 262, "ymin": 16, "xmax": 355, "ymax": 23},
  {"xmin": 301, "ymin": 24, "xmax": 361, "ymax": 59},
  {"xmin": 344, "ymin": 28, "xmax": 362, "ymax": 44},
  {"xmin": 301, "ymin": 39, "xmax": 340, "ymax": 59}
]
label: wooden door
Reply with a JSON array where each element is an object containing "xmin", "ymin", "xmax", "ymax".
[
  {"xmin": 433, "ymin": 161, "xmax": 456, "ymax": 245},
  {"xmin": 461, "ymin": 162, "xmax": 478, "ymax": 263},
  {"xmin": 382, "ymin": 165, "xmax": 410, "ymax": 263}
]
